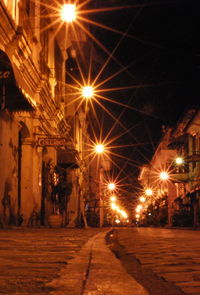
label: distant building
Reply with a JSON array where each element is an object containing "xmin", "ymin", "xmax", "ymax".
[{"xmin": 139, "ymin": 108, "xmax": 200, "ymax": 228}]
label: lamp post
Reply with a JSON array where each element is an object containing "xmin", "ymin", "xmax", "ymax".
[{"xmin": 94, "ymin": 143, "xmax": 105, "ymax": 227}]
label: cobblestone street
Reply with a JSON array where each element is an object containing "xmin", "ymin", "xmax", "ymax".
[
  {"xmin": 115, "ymin": 227, "xmax": 200, "ymax": 295},
  {"xmin": 0, "ymin": 228, "xmax": 104, "ymax": 294}
]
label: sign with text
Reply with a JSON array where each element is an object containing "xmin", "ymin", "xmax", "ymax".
[{"xmin": 38, "ymin": 137, "xmax": 68, "ymax": 147}]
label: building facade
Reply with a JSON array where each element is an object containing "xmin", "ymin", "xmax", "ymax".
[
  {"xmin": 0, "ymin": 0, "xmax": 92, "ymax": 227},
  {"xmin": 138, "ymin": 108, "xmax": 200, "ymax": 227}
]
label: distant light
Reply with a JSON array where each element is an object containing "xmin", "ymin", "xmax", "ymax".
[
  {"xmin": 95, "ymin": 144, "xmax": 104, "ymax": 154},
  {"xmin": 135, "ymin": 214, "xmax": 140, "ymax": 218},
  {"xmin": 60, "ymin": 4, "xmax": 77, "ymax": 23},
  {"xmin": 115, "ymin": 219, "xmax": 120, "ymax": 224},
  {"xmin": 159, "ymin": 171, "xmax": 169, "ymax": 180},
  {"xmin": 121, "ymin": 210, "xmax": 128, "ymax": 218},
  {"xmin": 82, "ymin": 86, "xmax": 94, "ymax": 98},
  {"xmin": 145, "ymin": 188, "xmax": 153, "ymax": 196},
  {"xmin": 110, "ymin": 195, "xmax": 116, "ymax": 202},
  {"xmin": 140, "ymin": 196, "xmax": 146, "ymax": 203},
  {"xmin": 111, "ymin": 203, "xmax": 117, "ymax": 210},
  {"xmin": 136, "ymin": 204, "xmax": 143, "ymax": 211},
  {"xmin": 108, "ymin": 183, "xmax": 116, "ymax": 191},
  {"xmin": 175, "ymin": 157, "xmax": 184, "ymax": 165}
]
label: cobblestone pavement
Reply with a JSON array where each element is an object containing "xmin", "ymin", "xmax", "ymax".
[
  {"xmin": 0, "ymin": 227, "xmax": 105, "ymax": 294},
  {"xmin": 115, "ymin": 227, "xmax": 200, "ymax": 295}
]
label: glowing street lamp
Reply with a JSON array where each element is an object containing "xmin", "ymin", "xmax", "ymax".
[
  {"xmin": 111, "ymin": 202, "xmax": 117, "ymax": 210},
  {"xmin": 110, "ymin": 195, "xmax": 116, "ymax": 202},
  {"xmin": 82, "ymin": 86, "xmax": 94, "ymax": 99},
  {"xmin": 108, "ymin": 183, "xmax": 116, "ymax": 191},
  {"xmin": 159, "ymin": 171, "xmax": 169, "ymax": 181},
  {"xmin": 136, "ymin": 204, "xmax": 143, "ymax": 211},
  {"xmin": 95, "ymin": 144, "xmax": 104, "ymax": 154},
  {"xmin": 145, "ymin": 188, "xmax": 153, "ymax": 196},
  {"xmin": 175, "ymin": 157, "xmax": 184, "ymax": 165},
  {"xmin": 140, "ymin": 196, "xmax": 146, "ymax": 203},
  {"xmin": 60, "ymin": 4, "xmax": 77, "ymax": 23},
  {"xmin": 121, "ymin": 210, "xmax": 128, "ymax": 219}
]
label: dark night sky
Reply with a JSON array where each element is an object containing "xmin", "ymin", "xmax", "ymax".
[{"xmin": 86, "ymin": 0, "xmax": 200, "ymax": 191}]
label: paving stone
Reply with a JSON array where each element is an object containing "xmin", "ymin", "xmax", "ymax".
[{"xmin": 116, "ymin": 227, "xmax": 200, "ymax": 295}]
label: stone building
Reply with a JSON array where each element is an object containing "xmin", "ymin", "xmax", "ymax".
[
  {"xmin": 0, "ymin": 0, "xmax": 93, "ymax": 227},
  {"xmin": 139, "ymin": 108, "xmax": 200, "ymax": 227}
]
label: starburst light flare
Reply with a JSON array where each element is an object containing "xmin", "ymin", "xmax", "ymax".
[
  {"xmin": 175, "ymin": 157, "xmax": 184, "ymax": 165},
  {"xmin": 159, "ymin": 171, "xmax": 169, "ymax": 181},
  {"xmin": 82, "ymin": 86, "xmax": 94, "ymax": 98},
  {"xmin": 110, "ymin": 195, "xmax": 116, "ymax": 202},
  {"xmin": 108, "ymin": 183, "xmax": 116, "ymax": 191},
  {"xmin": 95, "ymin": 144, "xmax": 104, "ymax": 154},
  {"xmin": 60, "ymin": 4, "xmax": 77, "ymax": 22},
  {"xmin": 140, "ymin": 196, "xmax": 146, "ymax": 203},
  {"xmin": 145, "ymin": 188, "xmax": 153, "ymax": 196}
]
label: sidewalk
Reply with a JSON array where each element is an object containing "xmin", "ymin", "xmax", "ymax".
[{"xmin": 47, "ymin": 229, "xmax": 149, "ymax": 295}]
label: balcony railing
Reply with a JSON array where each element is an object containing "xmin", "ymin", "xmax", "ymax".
[
  {"xmin": 171, "ymin": 165, "xmax": 189, "ymax": 182},
  {"xmin": 186, "ymin": 151, "xmax": 200, "ymax": 162}
]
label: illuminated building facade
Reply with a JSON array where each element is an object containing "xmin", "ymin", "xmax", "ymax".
[
  {"xmin": 0, "ymin": 0, "xmax": 91, "ymax": 227},
  {"xmin": 139, "ymin": 108, "xmax": 200, "ymax": 227}
]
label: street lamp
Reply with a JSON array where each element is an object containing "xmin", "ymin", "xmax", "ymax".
[
  {"xmin": 145, "ymin": 188, "xmax": 153, "ymax": 196},
  {"xmin": 60, "ymin": 4, "xmax": 77, "ymax": 23},
  {"xmin": 108, "ymin": 182, "xmax": 116, "ymax": 191},
  {"xmin": 159, "ymin": 171, "xmax": 169, "ymax": 181},
  {"xmin": 175, "ymin": 156, "xmax": 184, "ymax": 165},
  {"xmin": 82, "ymin": 86, "xmax": 94, "ymax": 99},
  {"xmin": 140, "ymin": 196, "xmax": 146, "ymax": 203},
  {"xmin": 110, "ymin": 195, "xmax": 116, "ymax": 202},
  {"xmin": 136, "ymin": 204, "xmax": 143, "ymax": 211},
  {"xmin": 111, "ymin": 202, "xmax": 117, "ymax": 210},
  {"xmin": 95, "ymin": 144, "xmax": 104, "ymax": 154}
]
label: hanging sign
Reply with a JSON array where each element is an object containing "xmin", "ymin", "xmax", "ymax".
[
  {"xmin": 0, "ymin": 71, "xmax": 11, "ymax": 79},
  {"xmin": 38, "ymin": 137, "xmax": 68, "ymax": 146}
]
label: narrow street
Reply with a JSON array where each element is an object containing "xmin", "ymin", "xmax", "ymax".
[{"xmin": 112, "ymin": 227, "xmax": 200, "ymax": 295}]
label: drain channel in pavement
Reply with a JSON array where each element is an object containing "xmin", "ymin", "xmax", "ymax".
[{"xmin": 106, "ymin": 229, "xmax": 185, "ymax": 295}]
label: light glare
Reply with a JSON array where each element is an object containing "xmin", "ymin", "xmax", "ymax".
[
  {"xmin": 82, "ymin": 86, "xmax": 94, "ymax": 98},
  {"xmin": 108, "ymin": 183, "xmax": 116, "ymax": 190},
  {"xmin": 160, "ymin": 171, "xmax": 169, "ymax": 180},
  {"xmin": 111, "ymin": 203, "xmax": 117, "ymax": 210},
  {"xmin": 61, "ymin": 4, "xmax": 77, "ymax": 23},
  {"xmin": 95, "ymin": 144, "xmax": 104, "ymax": 154},
  {"xmin": 175, "ymin": 157, "xmax": 184, "ymax": 165},
  {"xmin": 140, "ymin": 196, "xmax": 146, "ymax": 203},
  {"xmin": 110, "ymin": 195, "xmax": 116, "ymax": 202},
  {"xmin": 145, "ymin": 188, "xmax": 153, "ymax": 196}
]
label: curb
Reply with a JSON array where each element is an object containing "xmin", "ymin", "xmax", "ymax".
[{"xmin": 47, "ymin": 229, "xmax": 149, "ymax": 295}]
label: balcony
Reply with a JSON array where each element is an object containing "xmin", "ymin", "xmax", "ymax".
[
  {"xmin": 171, "ymin": 166, "xmax": 189, "ymax": 182},
  {"xmin": 186, "ymin": 151, "xmax": 200, "ymax": 163},
  {"xmin": 171, "ymin": 173, "xmax": 189, "ymax": 182}
]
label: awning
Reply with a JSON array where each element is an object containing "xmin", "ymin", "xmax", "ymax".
[
  {"xmin": 0, "ymin": 50, "xmax": 36, "ymax": 111},
  {"xmin": 57, "ymin": 148, "xmax": 79, "ymax": 169}
]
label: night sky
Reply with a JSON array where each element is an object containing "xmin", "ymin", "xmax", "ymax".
[{"xmin": 85, "ymin": 0, "xmax": 200, "ymax": 199}]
